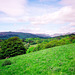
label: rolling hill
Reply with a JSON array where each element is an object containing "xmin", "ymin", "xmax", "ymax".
[
  {"xmin": 0, "ymin": 43, "xmax": 75, "ymax": 75},
  {"xmin": 0, "ymin": 32, "xmax": 51, "ymax": 39},
  {"xmin": 0, "ymin": 31, "xmax": 75, "ymax": 40}
]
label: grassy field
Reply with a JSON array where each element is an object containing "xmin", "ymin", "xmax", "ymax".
[{"xmin": 0, "ymin": 43, "xmax": 75, "ymax": 75}]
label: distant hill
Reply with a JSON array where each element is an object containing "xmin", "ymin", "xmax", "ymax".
[
  {"xmin": 35, "ymin": 34, "xmax": 50, "ymax": 38},
  {"xmin": 50, "ymin": 32, "xmax": 75, "ymax": 37},
  {"xmin": 0, "ymin": 32, "xmax": 51, "ymax": 39},
  {"xmin": 0, "ymin": 32, "xmax": 75, "ymax": 40}
]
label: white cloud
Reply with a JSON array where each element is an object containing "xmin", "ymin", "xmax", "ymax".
[
  {"xmin": 58, "ymin": 26, "xmax": 75, "ymax": 33},
  {"xmin": 69, "ymin": 22, "xmax": 75, "ymax": 26},
  {"xmin": 40, "ymin": 0, "xmax": 57, "ymax": 2},
  {"xmin": 30, "ymin": 0, "xmax": 75, "ymax": 27},
  {"xmin": 30, "ymin": 6, "xmax": 75, "ymax": 25},
  {"xmin": 0, "ymin": 0, "xmax": 75, "ymax": 34},
  {"xmin": 0, "ymin": 17, "xmax": 17, "ymax": 22},
  {"xmin": 0, "ymin": 0, "xmax": 27, "ymax": 16},
  {"xmin": 29, "ymin": 0, "xmax": 75, "ymax": 34},
  {"xmin": 60, "ymin": 0, "xmax": 75, "ymax": 7},
  {"xmin": 17, "ymin": 27, "xmax": 41, "ymax": 34},
  {"xmin": 58, "ymin": 22, "xmax": 75, "ymax": 34}
]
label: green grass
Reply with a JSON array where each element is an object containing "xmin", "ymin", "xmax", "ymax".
[{"xmin": 0, "ymin": 43, "xmax": 75, "ymax": 75}]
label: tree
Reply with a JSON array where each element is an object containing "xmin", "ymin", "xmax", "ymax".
[{"xmin": 0, "ymin": 37, "xmax": 27, "ymax": 59}]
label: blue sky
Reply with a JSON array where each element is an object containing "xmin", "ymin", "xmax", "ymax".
[{"xmin": 0, "ymin": 0, "xmax": 75, "ymax": 35}]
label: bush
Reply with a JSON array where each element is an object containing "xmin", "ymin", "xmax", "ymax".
[
  {"xmin": 2, "ymin": 60, "xmax": 11, "ymax": 66},
  {"xmin": 0, "ymin": 37, "xmax": 27, "ymax": 59},
  {"xmin": 26, "ymin": 47, "xmax": 35, "ymax": 53},
  {"xmin": 59, "ymin": 37, "xmax": 70, "ymax": 45},
  {"xmin": 70, "ymin": 36, "xmax": 75, "ymax": 43},
  {"xmin": 24, "ymin": 43, "xmax": 30, "ymax": 49},
  {"xmin": 25, "ymin": 36, "xmax": 75, "ymax": 54},
  {"xmin": 44, "ymin": 40, "xmax": 60, "ymax": 48}
]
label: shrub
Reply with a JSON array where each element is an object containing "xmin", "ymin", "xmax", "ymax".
[
  {"xmin": 26, "ymin": 47, "xmax": 35, "ymax": 53},
  {"xmin": 24, "ymin": 43, "xmax": 30, "ymax": 49},
  {"xmin": 26, "ymin": 43, "xmax": 45, "ymax": 53},
  {"xmin": 59, "ymin": 37, "xmax": 70, "ymax": 45},
  {"xmin": 44, "ymin": 40, "xmax": 60, "ymax": 48},
  {"xmin": 2, "ymin": 60, "xmax": 11, "ymax": 66},
  {"xmin": 70, "ymin": 35, "xmax": 75, "ymax": 43},
  {"xmin": 24, "ymin": 35, "xmax": 75, "ymax": 54},
  {"xmin": 0, "ymin": 37, "xmax": 27, "ymax": 59},
  {"xmin": 34, "ymin": 43, "xmax": 45, "ymax": 51}
]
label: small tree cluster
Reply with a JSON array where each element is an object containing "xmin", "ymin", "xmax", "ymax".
[{"xmin": 0, "ymin": 37, "xmax": 27, "ymax": 59}]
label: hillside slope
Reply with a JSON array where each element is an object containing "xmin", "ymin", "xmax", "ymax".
[{"xmin": 0, "ymin": 43, "xmax": 75, "ymax": 75}]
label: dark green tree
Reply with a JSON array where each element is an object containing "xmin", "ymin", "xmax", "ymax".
[{"xmin": 0, "ymin": 37, "xmax": 27, "ymax": 59}]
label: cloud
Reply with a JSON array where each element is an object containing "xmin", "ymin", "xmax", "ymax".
[
  {"xmin": 29, "ymin": 0, "xmax": 75, "ymax": 34},
  {"xmin": 69, "ymin": 22, "xmax": 75, "ymax": 26},
  {"xmin": 60, "ymin": 0, "xmax": 75, "ymax": 7},
  {"xmin": 39, "ymin": 0, "xmax": 57, "ymax": 2},
  {"xmin": 0, "ymin": 17, "xmax": 17, "ymax": 22},
  {"xmin": 30, "ymin": 6, "xmax": 75, "ymax": 25},
  {"xmin": 17, "ymin": 27, "xmax": 41, "ymax": 34},
  {"xmin": 0, "ymin": 0, "xmax": 27, "ymax": 16},
  {"xmin": 30, "ymin": 0, "xmax": 75, "ymax": 26},
  {"xmin": 0, "ymin": 0, "xmax": 75, "ymax": 34},
  {"xmin": 59, "ymin": 26, "xmax": 75, "ymax": 33},
  {"xmin": 58, "ymin": 22, "xmax": 75, "ymax": 33}
]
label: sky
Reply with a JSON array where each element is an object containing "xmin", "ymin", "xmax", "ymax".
[{"xmin": 0, "ymin": 0, "xmax": 75, "ymax": 35}]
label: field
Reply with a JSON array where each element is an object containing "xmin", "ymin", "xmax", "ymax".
[{"xmin": 0, "ymin": 43, "xmax": 75, "ymax": 75}]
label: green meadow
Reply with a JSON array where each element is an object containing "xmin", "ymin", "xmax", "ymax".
[{"xmin": 0, "ymin": 43, "xmax": 75, "ymax": 75}]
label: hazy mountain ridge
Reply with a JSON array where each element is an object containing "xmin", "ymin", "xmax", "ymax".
[
  {"xmin": 0, "ymin": 32, "xmax": 51, "ymax": 39},
  {"xmin": 0, "ymin": 32, "xmax": 75, "ymax": 39},
  {"xmin": 50, "ymin": 32, "xmax": 75, "ymax": 37}
]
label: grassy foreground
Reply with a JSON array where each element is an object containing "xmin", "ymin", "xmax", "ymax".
[{"xmin": 0, "ymin": 43, "xmax": 75, "ymax": 75}]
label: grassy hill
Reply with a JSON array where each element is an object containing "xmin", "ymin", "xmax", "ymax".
[{"xmin": 0, "ymin": 43, "xmax": 75, "ymax": 75}]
